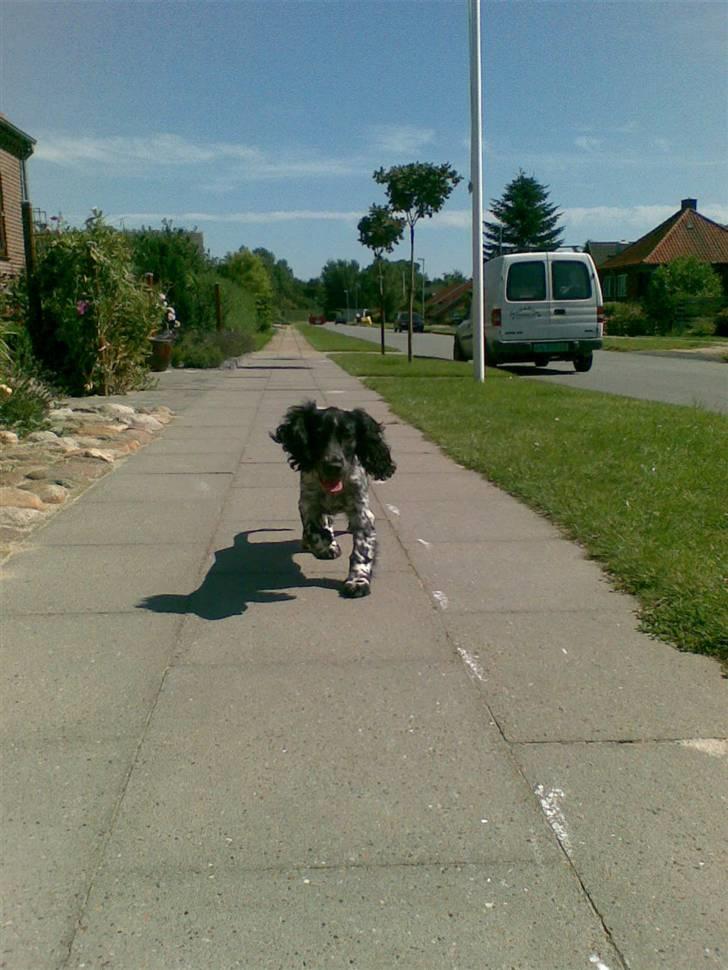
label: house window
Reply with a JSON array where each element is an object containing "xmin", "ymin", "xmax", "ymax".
[
  {"xmin": 616, "ymin": 274, "xmax": 627, "ymax": 298},
  {"xmin": 0, "ymin": 174, "xmax": 8, "ymax": 260},
  {"xmin": 603, "ymin": 276, "xmax": 614, "ymax": 298}
]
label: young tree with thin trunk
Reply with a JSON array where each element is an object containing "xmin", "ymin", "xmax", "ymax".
[
  {"xmin": 373, "ymin": 162, "xmax": 462, "ymax": 362},
  {"xmin": 357, "ymin": 204, "xmax": 404, "ymax": 354}
]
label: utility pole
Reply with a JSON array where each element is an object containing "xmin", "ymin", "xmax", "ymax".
[{"xmin": 469, "ymin": 0, "xmax": 485, "ymax": 381}]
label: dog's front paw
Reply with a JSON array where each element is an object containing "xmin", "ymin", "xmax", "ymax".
[
  {"xmin": 302, "ymin": 537, "xmax": 342, "ymax": 559},
  {"xmin": 342, "ymin": 577, "xmax": 371, "ymax": 598},
  {"xmin": 319, "ymin": 541, "xmax": 342, "ymax": 560}
]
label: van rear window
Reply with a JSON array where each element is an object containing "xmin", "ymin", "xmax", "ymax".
[
  {"xmin": 506, "ymin": 262, "xmax": 547, "ymax": 301},
  {"xmin": 552, "ymin": 261, "xmax": 592, "ymax": 300}
]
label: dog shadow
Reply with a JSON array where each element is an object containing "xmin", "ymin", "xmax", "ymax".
[{"xmin": 138, "ymin": 528, "xmax": 341, "ymax": 621}]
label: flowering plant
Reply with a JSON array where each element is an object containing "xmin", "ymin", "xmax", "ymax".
[{"xmin": 153, "ymin": 291, "xmax": 181, "ymax": 338}]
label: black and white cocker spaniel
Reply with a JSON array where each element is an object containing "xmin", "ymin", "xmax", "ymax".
[{"xmin": 271, "ymin": 400, "xmax": 396, "ymax": 597}]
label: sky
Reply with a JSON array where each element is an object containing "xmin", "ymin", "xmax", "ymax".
[{"xmin": 1, "ymin": 0, "xmax": 727, "ymax": 282}]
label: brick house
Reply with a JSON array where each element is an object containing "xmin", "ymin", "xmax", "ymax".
[
  {"xmin": 0, "ymin": 114, "xmax": 36, "ymax": 280},
  {"xmin": 599, "ymin": 199, "xmax": 728, "ymax": 300}
]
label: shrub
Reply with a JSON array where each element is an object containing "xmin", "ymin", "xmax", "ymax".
[
  {"xmin": 31, "ymin": 212, "xmax": 160, "ymax": 395},
  {"xmin": 0, "ymin": 274, "xmax": 59, "ymax": 436},
  {"xmin": 603, "ymin": 302, "xmax": 653, "ymax": 336},
  {"xmin": 0, "ymin": 371, "xmax": 54, "ymax": 437},
  {"xmin": 171, "ymin": 329, "xmax": 254, "ymax": 369},
  {"xmin": 714, "ymin": 307, "xmax": 728, "ymax": 338},
  {"xmin": 645, "ymin": 257, "xmax": 723, "ymax": 334}
]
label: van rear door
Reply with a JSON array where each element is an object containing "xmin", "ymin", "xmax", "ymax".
[
  {"xmin": 546, "ymin": 255, "xmax": 600, "ymax": 342},
  {"xmin": 499, "ymin": 258, "xmax": 549, "ymax": 339}
]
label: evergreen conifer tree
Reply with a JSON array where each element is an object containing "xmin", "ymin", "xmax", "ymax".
[{"xmin": 484, "ymin": 170, "xmax": 564, "ymax": 259}]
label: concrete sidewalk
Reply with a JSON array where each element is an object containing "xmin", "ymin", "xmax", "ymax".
[{"xmin": 2, "ymin": 326, "xmax": 726, "ymax": 970}]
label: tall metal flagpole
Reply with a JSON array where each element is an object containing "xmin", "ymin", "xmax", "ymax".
[{"xmin": 469, "ymin": 0, "xmax": 485, "ymax": 382}]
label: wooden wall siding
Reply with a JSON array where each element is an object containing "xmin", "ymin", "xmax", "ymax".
[{"xmin": 0, "ymin": 148, "xmax": 27, "ymax": 277}]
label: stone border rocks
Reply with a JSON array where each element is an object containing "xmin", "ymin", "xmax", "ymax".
[{"xmin": 0, "ymin": 402, "xmax": 173, "ymax": 561}]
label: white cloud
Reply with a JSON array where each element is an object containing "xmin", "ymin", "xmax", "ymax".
[
  {"xmin": 114, "ymin": 202, "xmax": 722, "ymax": 236},
  {"xmin": 112, "ymin": 210, "xmax": 363, "ymax": 226},
  {"xmin": 35, "ymin": 132, "xmax": 363, "ymax": 181},
  {"xmin": 368, "ymin": 124, "xmax": 436, "ymax": 155},
  {"xmin": 565, "ymin": 203, "xmax": 728, "ymax": 233},
  {"xmin": 574, "ymin": 135, "xmax": 603, "ymax": 153}
]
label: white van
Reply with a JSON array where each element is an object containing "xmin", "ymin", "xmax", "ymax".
[{"xmin": 453, "ymin": 252, "xmax": 604, "ymax": 371}]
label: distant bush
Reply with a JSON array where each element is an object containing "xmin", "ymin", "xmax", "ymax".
[
  {"xmin": 129, "ymin": 222, "xmax": 213, "ymax": 331},
  {"xmin": 171, "ymin": 329, "xmax": 255, "ymax": 369},
  {"xmin": 604, "ymin": 302, "xmax": 653, "ymax": 336}
]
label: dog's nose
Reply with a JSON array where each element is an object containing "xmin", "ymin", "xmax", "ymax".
[{"xmin": 322, "ymin": 457, "xmax": 344, "ymax": 477}]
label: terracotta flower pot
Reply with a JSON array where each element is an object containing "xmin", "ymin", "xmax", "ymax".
[{"xmin": 149, "ymin": 336, "xmax": 173, "ymax": 372}]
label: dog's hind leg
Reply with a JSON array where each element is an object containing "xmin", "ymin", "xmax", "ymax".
[{"xmin": 343, "ymin": 506, "xmax": 376, "ymax": 597}]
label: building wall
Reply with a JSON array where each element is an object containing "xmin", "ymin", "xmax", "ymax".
[{"xmin": 0, "ymin": 147, "xmax": 27, "ymax": 278}]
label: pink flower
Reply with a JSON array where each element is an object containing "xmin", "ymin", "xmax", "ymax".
[{"xmin": 76, "ymin": 300, "xmax": 90, "ymax": 316}]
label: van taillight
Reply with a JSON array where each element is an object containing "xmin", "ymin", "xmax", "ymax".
[
  {"xmin": 491, "ymin": 308, "xmax": 502, "ymax": 327},
  {"xmin": 597, "ymin": 305, "xmax": 605, "ymax": 334}
]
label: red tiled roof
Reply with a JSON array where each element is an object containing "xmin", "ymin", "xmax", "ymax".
[
  {"xmin": 427, "ymin": 280, "xmax": 472, "ymax": 320},
  {"xmin": 428, "ymin": 280, "xmax": 472, "ymax": 306},
  {"xmin": 602, "ymin": 206, "xmax": 728, "ymax": 269}
]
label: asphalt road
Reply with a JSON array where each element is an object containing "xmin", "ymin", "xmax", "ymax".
[{"xmin": 327, "ymin": 323, "xmax": 728, "ymax": 414}]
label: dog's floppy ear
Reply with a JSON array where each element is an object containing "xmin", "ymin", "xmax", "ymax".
[
  {"xmin": 353, "ymin": 409, "xmax": 396, "ymax": 480},
  {"xmin": 271, "ymin": 400, "xmax": 319, "ymax": 471}
]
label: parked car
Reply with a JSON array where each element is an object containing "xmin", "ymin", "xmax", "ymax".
[
  {"xmin": 394, "ymin": 311, "xmax": 425, "ymax": 333},
  {"xmin": 308, "ymin": 314, "xmax": 326, "ymax": 325},
  {"xmin": 453, "ymin": 252, "xmax": 603, "ymax": 371},
  {"xmin": 334, "ymin": 314, "xmax": 347, "ymax": 325}
]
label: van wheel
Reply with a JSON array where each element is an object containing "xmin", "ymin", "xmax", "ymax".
[
  {"xmin": 534, "ymin": 355, "xmax": 549, "ymax": 368},
  {"xmin": 453, "ymin": 338, "xmax": 465, "ymax": 361},
  {"xmin": 574, "ymin": 353, "xmax": 593, "ymax": 373}
]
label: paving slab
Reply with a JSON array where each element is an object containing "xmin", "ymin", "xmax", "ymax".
[
  {"xmin": 515, "ymin": 740, "xmax": 728, "ymax": 970},
  {"xmin": 407, "ymin": 537, "xmax": 622, "ymax": 613},
  {"xmin": 175, "ymin": 570, "xmax": 449, "ymax": 667},
  {"xmin": 207, "ymin": 519, "xmax": 412, "ymax": 577},
  {"xmin": 90, "ymin": 662, "xmax": 561, "ymax": 872},
  {"xmin": 145, "ymin": 432, "xmax": 250, "ymax": 455},
  {"xmin": 38, "ymin": 498, "xmax": 223, "ymax": 546},
  {"xmin": 231, "ymin": 461, "xmax": 299, "ymax": 488},
  {"xmin": 445, "ymin": 610, "xmax": 728, "ymax": 742},
  {"xmin": 2, "ymin": 543, "xmax": 206, "ymax": 613},
  {"xmin": 66, "ymin": 861, "xmax": 622, "ymax": 970},
  {"xmin": 82, "ymin": 469, "xmax": 231, "ymax": 504},
  {"xmin": 1, "ymin": 738, "xmax": 141, "ymax": 970},
  {"xmin": 115, "ymin": 449, "xmax": 242, "ymax": 474},
  {"xmin": 380, "ymin": 493, "xmax": 559, "ymax": 542},
  {"xmin": 1, "ymin": 613, "xmax": 181, "ymax": 743},
  {"xmin": 215, "ymin": 484, "xmax": 302, "ymax": 521},
  {"xmin": 377, "ymin": 469, "xmax": 500, "ymax": 503}
]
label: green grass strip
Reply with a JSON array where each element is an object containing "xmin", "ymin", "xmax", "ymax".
[
  {"xmin": 603, "ymin": 335, "xmax": 728, "ymax": 355},
  {"xmin": 295, "ymin": 322, "xmax": 398, "ymax": 354},
  {"xmin": 332, "ymin": 352, "xmax": 728, "ymax": 662}
]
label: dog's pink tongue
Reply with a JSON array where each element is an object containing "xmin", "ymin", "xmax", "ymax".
[{"xmin": 321, "ymin": 478, "xmax": 344, "ymax": 494}]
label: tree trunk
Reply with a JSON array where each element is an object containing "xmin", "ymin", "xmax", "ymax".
[
  {"xmin": 378, "ymin": 258, "xmax": 385, "ymax": 355},
  {"xmin": 408, "ymin": 223, "xmax": 416, "ymax": 363}
]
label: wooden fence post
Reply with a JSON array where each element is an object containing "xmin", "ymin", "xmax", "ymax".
[{"xmin": 214, "ymin": 283, "xmax": 222, "ymax": 332}]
